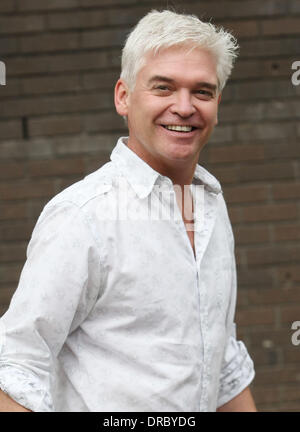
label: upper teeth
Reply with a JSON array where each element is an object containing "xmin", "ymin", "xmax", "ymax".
[{"xmin": 164, "ymin": 125, "xmax": 193, "ymax": 132}]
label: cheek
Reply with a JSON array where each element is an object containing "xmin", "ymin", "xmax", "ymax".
[{"xmin": 202, "ymin": 105, "xmax": 219, "ymax": 125}]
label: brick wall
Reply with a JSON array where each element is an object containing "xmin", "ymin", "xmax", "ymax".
[{"xmin": 0, "ymin": 0, "xmax": 300, "ymax": 412}]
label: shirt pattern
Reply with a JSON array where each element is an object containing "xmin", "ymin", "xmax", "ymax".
[{"xmin": 0, "ymin": 137, "xmax": 255, "ymax": 411}]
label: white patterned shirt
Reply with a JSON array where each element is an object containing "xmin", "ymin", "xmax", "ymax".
[{"xmin": 0, "ymin": 137, "xmax": 254, "ymax": 412}]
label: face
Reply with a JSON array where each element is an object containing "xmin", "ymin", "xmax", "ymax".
[{"xmin": 115, "ymin": 45, "xmax": 221, "ymax": 173}]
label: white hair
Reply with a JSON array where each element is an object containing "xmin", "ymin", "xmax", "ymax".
[{"xmin": 120, "ymin": 9, "xmax": 239, "ymax": 93}]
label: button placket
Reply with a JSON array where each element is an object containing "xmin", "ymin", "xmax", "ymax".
[{"xmin": 193, "ymin": 190, "xmax": 220, "ymax": 411}]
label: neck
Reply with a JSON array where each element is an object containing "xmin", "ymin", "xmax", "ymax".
[{"xmin": 126, "ymin": 139, "xmax": 198, "ymax": 188}]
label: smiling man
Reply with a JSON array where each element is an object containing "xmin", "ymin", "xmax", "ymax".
[{"xmin": 0, "ymin": 10, "xmax": 256, "ymax": 412}]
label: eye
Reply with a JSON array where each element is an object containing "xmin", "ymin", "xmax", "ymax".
[
  {"xmin": 195, "ymin": 89, "xmax": 214, "ymax": 99},
  {"xmin": 155, "ymin": 85, "xmax": 170, "ymax": 91}
]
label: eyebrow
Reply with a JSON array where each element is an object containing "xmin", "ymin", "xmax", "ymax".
[{"xmin": 148, "ymin": 75, "xmax": 217, "ymax": 92}]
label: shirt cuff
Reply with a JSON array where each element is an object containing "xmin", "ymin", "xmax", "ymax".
[
  {"xmin": 0, "ymin": 364, "xmax": 53, "ymax": 412},
  {"xmin": 217, "ymin": 336, "xmax": 255, "ymax": 408}
]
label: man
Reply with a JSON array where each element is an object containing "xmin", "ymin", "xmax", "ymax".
[{"xmin": 0, "ymin": 10, "xmax": 256, "ymax": 412}]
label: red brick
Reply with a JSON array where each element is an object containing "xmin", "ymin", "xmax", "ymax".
[
  {"xmin": 79, "ymin": 0, "xmax": 136, "ymax": 6},
  {"xmin": 84, "ymin": 111, "xmax": 127, "ymax": 133},
  {"xmin": 0, "ymin": 141, "xmax": 26, "ymax": 160},
  {"xmin": 1, "ymin": 92, "xmax": 113, "ymax": 118},
  {"xmin": 0, "ymin": 180, "xmax": 56, "ymax": 200},
  {"xmin": 246, "ymin": 245, "xmax": 300, "ymax": 266},
  {"xmin": 0, "ymin": 120, "xmax": 23, "ymax": 141},
  {"xmin": 0, "ymin": 222, "xmax": 34, "ymax": 242},
  {"xmin": 0, "ymin": 162, "xmax": 25, "ymax": 179},
  {"xmin": 22, "ymin": 74, "xmax": 81, "ymax": 95},
  {"xmin": 20, "ymin": 32, "xmax": 80, "ymax": 53},
  {"xmin": 207, "ymin": 144, "xmax": 264, "ymax": 163},
  {"xmin": 272, "ymin": 182, "xmax": 300, "ymax": 200},
  {"xmin": 0, "ymin": 203, "xmax": 28, "ymax": 220},
  {"xmin": 255, "ymin": 365, "xmax": 300, "ymax": 386},
  {"xmin": 221, "ymin": 20, "xmax": 259, "ymax": 38},
  {"xmin": 234, "ymin": 225, "xmax": 270, "ymax": 244},
  {"xmin": 226, "ymin": 206, "xmax": 241, "ymax": 224},
  {"xmin": 0, "ymin": 0, "xmax": 15, "ymax": 12},
  {"xmin": 81, "ymin": 28, "xmax": 129, "ymax": 49},
  {"xmin": 48, "ymin": 10, "xmax": 108, "ymax": 30},
  {"xmin": 0, "ymin": 15, "xmax": 45, "ymax": 35},
  {"xmin": 0, "ymin": 286, "xmax": 17, "ymax": 305},
  {"xmin": 27, "ymin": 157, "xmax": 85, "ymax": 177},
  {"xmin": 285, "ymin": 348, "xmax": 300, "ymax": 363},
  {"xmin": 0, "ymin": 243, "xmax": 26, "ymax": 262},
  {"xmin": 83, "ymin": 70, "xmax": 120, "ymax": 90},
  {"xmin": 29, "ymin": 115, "xmax": 83, "ymax": 137},
  {"xmin": 236, "ymin": 306, "xmax": 275, "ymax": 326},
  {"xmin": 188, "ymin": 0, "xmax": 287, "ymax": 19},
  {"xmin": 28, "ymin": 199, "xmax": 49, "ymax": 219},
  {"xmin": 0, "ymin": 263, "xmax": 23, "ymax": 283},
  {"xmin": 236, "ymin": 122, "xmax": 295, "ymax": 141},
  {"xmin": 251, "ymin": 386, "xmax": 281, "ymax": 405},
  {"xmin": 262, "ymin": 18, "xmax": 300, "ymax": 35},
  {"xmin": 8, "ymin": 52, "xmax": 109, "ymax": 76},
  {"xmin": 208, "ymin": 166, "xmax": 239, "ymax": 185},
  {"xmin": 277, "ymin": 266, "xmax": 300, "ymax": 284},
  {"xmin": 264, "ymin": 141, "xmax": 300, "ymax": 160},
  {"xmin": 237, "ymin": 267, "xmax": 274, "ymax": 288},
  {"xmin": 279, "ymin": 402, "xmax": 300, "ymax": 412},
  {"xmin": 273, "ymin": 224, "xmax": 300, "ymax": 242},
  {"xmin": 281, "ymin": 305, "xmax": 300, "ymax": 324},
  {"xmin": 0, "ymin": 304, "xmax": 9, "ymax": 316},
  {"xmin": 291, "ymin": 0, "xmax": 300, "ymax": 13},
  {"xmin": 249, "ymin": 347, "xmax": 281, "ymax": 367},
  {"xmin": 209, "ymin": 125, "xmax": 233, "ymax": 143},
  {"xmin": 232, "ymin": 60, "xmax": 262, "ymax": 80},
  {"xmin": 85, "ymin": 155, "xmax": 111, "ymax": 174},
  {"xmin": 57, "ymin": 176, "xmax": 86, "ymax": 193},
  {"xmin": 230, "ymin": 82, "xmax": 296, "ymax": 101},
  {"xmin": 240, "ymin": 38, "xmax": 300, "ymax": 58},
  {"xmin": 224, "ymin": 185, "xmax": 269, "ymax": 204},
  {"xmin": 239, "ymin": 162, "xmax": 296, "ymax": 183},
  {"xmin": 247, "ymin": 287, "xmax": 300, "ymax": 306},
  {"xmin": 240, "ymin": 203, "xmax": 297, "ymax": 223},
  {"xmin": 0, "ymin": 36, "xmax": 18, "ymax": 56},
  {"xmin": 16, "ymin": 0, "xmax": 79, "ymax": 11},
  {"xmin": 262, "ymin": 59, "xmax": 297, "ymax": 78},
  {"xmin": 53, "ymin": 133, "xmax": 118, "ymax": 156},
  {"xmin": 245, "ymin": 329, "xmax": 293, "ymax": 348},
  {"xmin": 0, "ymin": 78, "xmax": 20, "ymax": 99}
]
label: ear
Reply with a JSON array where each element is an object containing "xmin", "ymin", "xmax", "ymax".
[
  {"xmin": 114, "ymin": 78, "xmax": 130, "ymax": 117},
  {"xmin": 215, "ymin": 92, "xmax": 222, "ymax": 126}
]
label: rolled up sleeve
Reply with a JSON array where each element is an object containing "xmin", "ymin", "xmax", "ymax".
[
  {"xmin": 217, "ymin": 196, "xmax": 255, "ymax": 409},
  {"xmin": 0, "ymin": 200, "xmax": 101, "ymax": 411},
  {"xmin": 217, "ymin": 323, "xmax": 255, "ymax": 408}
]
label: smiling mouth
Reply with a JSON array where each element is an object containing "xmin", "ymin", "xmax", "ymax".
[{"xmin": 161, "ymin": 125, "xmax": 197, "ymax": 133}]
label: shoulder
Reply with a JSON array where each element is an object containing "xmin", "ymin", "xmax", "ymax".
[
  {"xmin": 45, "ymin": 161, "xmax": 115, "ymax": 210},
  {"xmin": 34, "ymin": 162, "xmax": 116, "ymax": 236}
]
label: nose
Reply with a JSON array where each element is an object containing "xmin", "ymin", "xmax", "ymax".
[{"xmin": 170, "ymin": 89, "xmax": 196, "ymax": 118}]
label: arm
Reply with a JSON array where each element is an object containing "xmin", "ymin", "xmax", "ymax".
[
  {"xmin": 217, "ymin": 386, "xmax": 257, "ymax": 412},
  {"xmin": 216, "ymin": 195, "xmax": 256, "ymax": 410},
  {"xmin": 0, "ymin": 200, "xmax": 101, "ymax": 412},
  {"xmin": 0, "ymin": 389, "xmax": 31, "ymax": 412}
]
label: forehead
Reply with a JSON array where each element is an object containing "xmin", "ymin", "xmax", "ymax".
[{"xmin": 138, "ymin": 45, "xmax": 218, "ymax": 85}]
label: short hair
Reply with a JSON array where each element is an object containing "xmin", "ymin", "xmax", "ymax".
[{"xmin": 120, "ymin": 9, "xmax": 239, "ymax": 93}]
